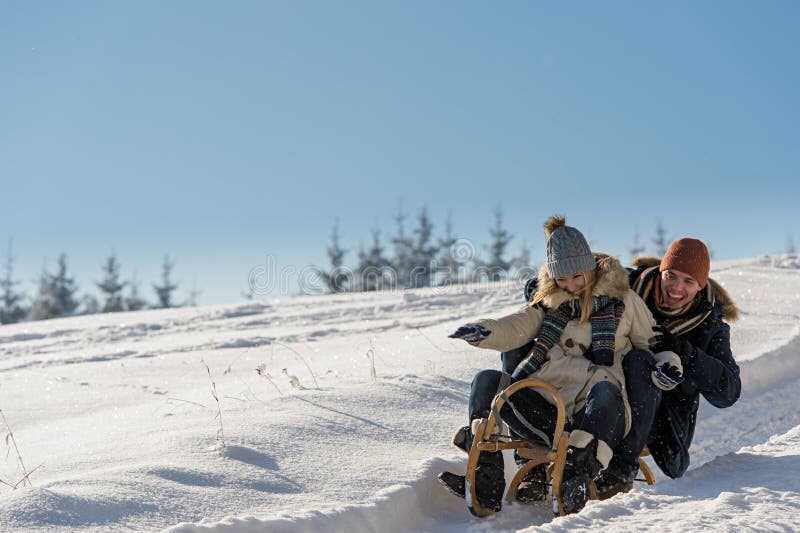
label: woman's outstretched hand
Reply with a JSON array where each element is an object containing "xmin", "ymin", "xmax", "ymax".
[{"xmin": 448, "ymin": 324, "xmax": 492, "ymax": 344}]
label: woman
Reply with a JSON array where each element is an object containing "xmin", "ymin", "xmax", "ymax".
[{"xmin": 439, "ymin": 216, "xmax": 678, "ymax": 515}]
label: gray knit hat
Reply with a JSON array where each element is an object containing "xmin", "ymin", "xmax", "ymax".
[{"xmin": 544, "ymin": 216, "xmax": 595, "ymax": 278}]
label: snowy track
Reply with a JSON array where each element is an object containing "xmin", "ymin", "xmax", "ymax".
[{"xmin": 1, "ymin": 258, "xmax": 799, "ymax": 531}]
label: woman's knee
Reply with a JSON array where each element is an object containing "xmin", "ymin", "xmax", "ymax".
[
  {"xmin": 471, "ymin": 369, "xmax": 503, "ymax": 391},
  {"xmin": 469, "ymin": 369, "xmax": 506, "ymax": 418},
  {"xmin": 588, "ymin": 381, "xmax": 623, "ymax": 409},
  {"xmin": 499, "ymin": 389, "xmax": 556, "ymax": 444}
]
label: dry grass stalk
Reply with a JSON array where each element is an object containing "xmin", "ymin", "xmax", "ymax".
[
  {"xmin": 272, "ymin": 341, "xmax": 320, "ymax": 388},
  {"xmin": 366, "ymin": 340, "xmax": 377, "ymax": 381},
  {"xmin": 201, "ymin": 360, "xmax": 226, "ymax": 449},
  {"xmin": 0, "ymin": 408, "xmax": 33, "ymax": 488},
  {"xmin": 255, "ymin": 364, "xmax": 283, "ymax": 396}
]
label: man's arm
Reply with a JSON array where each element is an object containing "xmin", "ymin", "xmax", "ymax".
[{"xmin": 681, "ymin": 321, "xmax": 741, "ymax": 408}]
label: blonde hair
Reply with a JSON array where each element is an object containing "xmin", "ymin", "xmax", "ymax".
[{"xmin": 531, "ymin": 268, "xmax": 597, "ymax": 323}]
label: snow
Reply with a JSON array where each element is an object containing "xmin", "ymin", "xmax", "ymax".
[{"xmin": 1, "ymin": 257, "xmax": 799, "ymax": 532}]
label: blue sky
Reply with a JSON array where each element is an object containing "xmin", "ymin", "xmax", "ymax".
[{"xmin": 2, "ymin": 1, "xmax": 799, "ymax": 306}]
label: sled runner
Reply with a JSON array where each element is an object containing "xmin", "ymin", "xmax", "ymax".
[{"xmin": 460, "ymin": 377, "xmax": 656, "ymax": 517}]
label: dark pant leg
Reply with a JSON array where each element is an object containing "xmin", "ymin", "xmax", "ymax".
[
  {"xmin": 498, "ymin": 387, "xmax": 559, "ymax": 447},
  {"xmin": 468, "ymin": 369, "xmax": 506, "ymax": 422},
  {"xmin": 467, "ymin": 369, "xmax": 507, "ymax": 485},
  {"xmin": 499, "ymin": 340, "xmax": 536, "ymax": 445},
  {"xmin": 571, "ymin": 381, "xmax": 626, "ymax": 448},
  {"xmin": 500, "ymin": 340, "xmax": 536, "ymax": 374},
  {"xmin": 610, "ymin": 349, "xmax": 663, "ymax": 470}
]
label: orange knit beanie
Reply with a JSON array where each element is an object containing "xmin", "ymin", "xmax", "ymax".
[{"xmin": 660, "ymin": 238, "xmax": 710, "ymax": 288}]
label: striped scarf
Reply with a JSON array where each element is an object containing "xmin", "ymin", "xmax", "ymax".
[
  {"xmin": 518, "ymin": 294, "xmax": 625, "ymax": 375},
  {"xmin": 632, "ymin": 266, "xmax": 714, "ymax": 335}
]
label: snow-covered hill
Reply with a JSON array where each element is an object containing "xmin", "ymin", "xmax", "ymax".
[{"xmin": 1, "ymin": 257, "xmax": 799, "ymax": 532}]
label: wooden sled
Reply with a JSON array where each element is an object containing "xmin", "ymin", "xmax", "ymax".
[{"xmin": 462, "ymin": 377, "xmax": 656, "ymax": 517}]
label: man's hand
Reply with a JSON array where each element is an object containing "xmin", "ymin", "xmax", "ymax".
[
  {"xmin": 651, "ymin": 361, "xmax": 684, "ymax": 391},
  {"xmin": 448, "ymin": 324, "xmax": 492, "ymax": 344},
  {"xmin": 648, "ymin": 325, "xmax": 682, "ymax": 354}
]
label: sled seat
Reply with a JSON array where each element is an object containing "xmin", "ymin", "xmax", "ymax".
[{"xmin": 463, "ymin": 377, "xmax": 655, "ymax": 517}]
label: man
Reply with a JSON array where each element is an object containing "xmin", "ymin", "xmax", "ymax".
[{"xmin": 594, "ymin": 237, "xmax": 741, "ymax": 497}]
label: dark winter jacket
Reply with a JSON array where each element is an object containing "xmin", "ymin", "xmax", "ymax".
[{"xmin": 629, "ymin": 256, "xmax": 741, "ymax": 478}]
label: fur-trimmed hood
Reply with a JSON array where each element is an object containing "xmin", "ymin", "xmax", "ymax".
[
  {"xmin": 536, "ymin": 253, "xmax": 630, "ymax": 308},
  {"xmin": 632, "ymin": 255, "xmax": 739, "ymax": 322}
]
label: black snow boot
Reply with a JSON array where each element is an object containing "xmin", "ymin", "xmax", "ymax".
[
  {"xmin": 559, "ymin": 441, "xmax": 602, "ymax": 515},
  {"xmin": 515, "ymin": 462, "xmax": 548, "ymax": 504},
  {"xmin": 437, "ymin": 451, "xmax": 505, "ymax": 512},
  {"xmin": 595, "ymin": 460, "xmax": 637, "ymax": 501},
  {"xmin": 474, "ymin": 451, "xmax": 505, "ymax": 512},
  {"xmin": 438, "ymin": 425, "xmax": 473, "ymax": 499},
  {"xmin": 451, "ymin": 425, "xmax": 471, "ymax": 453},
  {"xmin": 437, "ymin": 471, "xmax": 465, "ymax": 499}
]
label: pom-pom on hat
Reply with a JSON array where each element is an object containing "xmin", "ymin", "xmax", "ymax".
[
  {"xmin": 544, "ymin": 216, "xmax": 595, "ymax": 279},
  {"xmin": 659, "ymin": 238, "xmax": 710, "ymax": 288}
]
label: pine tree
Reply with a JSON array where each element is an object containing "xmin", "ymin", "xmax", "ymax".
[
  {"xmin": 786, "ymin": 235, "xmax": 797, "ymax": 255},
  {"xmin": 153, "ymin": 255, "xmax": 179, "ymax": 308},
  {"xmin": 435, "ymin": 212, "xmax": 461, "ymax": 285},
  {"xmin": 81, "ymin": 294, "xmax": 100, "ymax": 315},
  {"xmin": 318, "ymin": 218, "xmax": 350, "ymax": 293},
  {"xmin": 124, "ymin": 270, "xmax": 148, "ymax": 311},
  {"xmin": 187, "ymin": 274, "xmax": 201, "ymax": 306},
  {"xmin": 408, "ymin": 206, "xmax": 436, "ymax": 288},
  {"xmin": 28, "ymin": 254, "xmax": 79, "ymax": 320},
  {"xmin": 628, "ymin": 229, "xmax": 646, "ymax": 262},
  {"xmin": 391, "ymin": 203, "xmax": 413, "ymax": 289},
  {"xmin": 483, "ymin": 207, "xmax": 513, "ymax": 281},
  {"xmin": 357, "ymin": 228, "xmax": 391, "ymax": 291},
  {"xmin": 652, "ymin": 221, "xmax": 669, "ymax": 257},
  {"xmin": 96, "ymin": 254, "xmax": 127, "ymax": 313},
  {"xmin": 28, "ymin": 266, "xmax": 54, "ymax": 321},
  {"xmin": 53, "ymin": 254, "xmax": 80, "ymax": 316},
  {"xmin": 0, "ymin": 237, "xmax": 26, "ymax": 324},
  {"xmin": 511, "ymin": 240, "xmax": 532, "ymax": 272}
]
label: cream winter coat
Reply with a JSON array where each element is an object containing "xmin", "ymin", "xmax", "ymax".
[{"xmin": 473, "ymin": 256, "xmax": 657, "ymax": 434}]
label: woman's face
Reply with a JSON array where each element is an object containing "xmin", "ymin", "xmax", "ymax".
[{"xmin": 555, "ymin": 273, "xmax": 586, "ymax": 294}]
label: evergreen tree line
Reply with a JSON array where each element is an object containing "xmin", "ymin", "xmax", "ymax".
[
  {"xmin": 627, "ymin": 220, "xmax": 717, "ymax": 260},
  {"xmin": 3, "ymin": 217, "xmax": 759, "ymax": 323},
  {"xmin": 0, "ymin": 239, "xmax": 186, "ymax": 325},
  {"xmin": 315, "ymin": 206, "xmax": 534, "ymax": 293},
  {"xmin": 316, "ymin": 214, "xmax": 721, "ymax": 294}
]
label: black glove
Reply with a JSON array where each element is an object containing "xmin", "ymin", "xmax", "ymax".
[
  {"xmin": 648, "ymin": 325, "xmax": 682, "ymax": 354},
  {"xmin": 523, "ymin": 277, "xmax": 539, "ymax": 302},
  {"xmin": 448, "ymin": 324, "xmax": 492, "ymax": 344}
]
